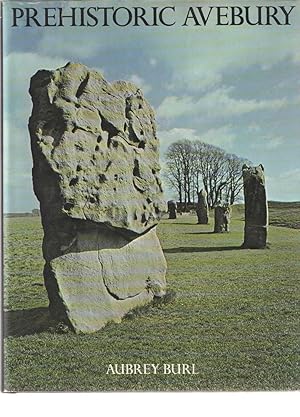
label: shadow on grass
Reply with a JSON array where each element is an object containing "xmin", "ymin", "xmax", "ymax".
[
  {"xmin": 184, "ymin": 231, "xmax": 214, "ymax": 235},
  {"xmin": 3, "ymin": 307, "xmax": 60, "ymax": 337},
  {"xmin": 4, "ymin": 291, "xmax": 178, "ymax": 337},
  {"xmin": 166, "ymin": 222, "xmax": 201, "ymax": 226},
  {"xmin": 164, "ymin": 246, "xmax": 241, "ymax": 254}
]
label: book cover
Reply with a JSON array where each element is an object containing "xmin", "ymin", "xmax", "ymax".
[{"xmin": 2, "ymin": 0, "xmax": 300, "ymax": 392}]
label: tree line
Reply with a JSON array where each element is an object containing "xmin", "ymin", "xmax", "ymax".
[{"xmin": 163, "ymin": 139, "xmax": 251, "ymax": 208}]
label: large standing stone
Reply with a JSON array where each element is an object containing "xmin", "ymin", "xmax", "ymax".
[
  {"xmin": 29, "ymin": 62, "xmax": 167, "ymax": 333},
  {"xmin": 196, "ymin": 189, "xmax": 209, "ymax": 224},
  {"xmin": 167, "ymin": 200, "xmax": 177, "ymax": 219},
  {"xmin": 242, "ymin": 164, "xmax": 268, "ymax": 249}
]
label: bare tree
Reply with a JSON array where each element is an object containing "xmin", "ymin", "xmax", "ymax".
[
  {"xmin": 190, "ymin": 141, "xmax": 205, "ymax": 195},
  {"xmin": 164, "ymin": 140, "xmax": 194, "ymax": 209},
  {"xmin": 223, "ymin": 154, "xmax": 252, "ymax": 205},
  {"xmin": 164, "ymin": 154, "xmax": 183, "ymax": 204},
  {"xmin": 164, "ymin": 139, "xmax": 251, "ymax": 208},
  {"xmin": 191, "ymin": 142, "xmax": 229, "ymax": 207}
]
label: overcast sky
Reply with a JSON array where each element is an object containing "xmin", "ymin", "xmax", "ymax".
[{"xmin": 3, "ymin": 0, "xmax": 300, "ymax": 212}]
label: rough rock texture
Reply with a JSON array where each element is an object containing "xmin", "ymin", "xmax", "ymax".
[
  {"xmin": 242, "ymin": 164, "xmax": 268, "ymax": 249},
  {"xmin": 196, "ymin": 189, "xmax": 209, "ymax": 224},
  {"xmin": 29, "ymin": 62, "xmax": 167, "ymax": 333},
  {"xmin": 214, "ymin": 204, "xmax": 231, "ymax": 233},
  {"xmin": 167, "ymin": 200, "xmax": 177, "ymax": 219},
  {"xmin": 45, "ymin": 226, "xmax": 166, "ymax": 333}
]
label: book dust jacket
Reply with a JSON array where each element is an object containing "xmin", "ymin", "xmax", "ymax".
[{"xmin": 1, "ymin": 0, "xmax": 300, "ymax": 392}]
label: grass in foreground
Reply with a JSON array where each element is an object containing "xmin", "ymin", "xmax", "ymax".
[{"xmin": 3, "ymin": 210, "xmax": 300, "ymax": 391}]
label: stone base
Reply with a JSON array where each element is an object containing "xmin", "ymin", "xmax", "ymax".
[
  {"xmin": 242, "ymin": 226, "xmax": 267, "ymax": 249},
  {"xmin": 44, "ymin": 227, "xmax": 167, "ymax": 333},
  {"xmin": 196, "ymin": 214, "xmax": 209, "ymax": 224}
]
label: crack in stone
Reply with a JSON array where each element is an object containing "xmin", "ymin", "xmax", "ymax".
[{"xmin": 97, "ymin": 240, "xmax": 145, "ymax": 301}]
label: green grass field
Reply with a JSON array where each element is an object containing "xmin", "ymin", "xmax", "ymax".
[{"xmin": 3, "ymin": 203, "xmax": 300, "ymax": 391}]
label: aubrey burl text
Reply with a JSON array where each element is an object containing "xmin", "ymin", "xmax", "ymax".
[{"xmin": 106, "ymin": 363, "xmax": 199, "ymax": 375}]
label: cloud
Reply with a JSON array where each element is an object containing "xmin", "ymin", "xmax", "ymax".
[
  {"xmin": 167, "ymin": 65, "xmax": 222, "ymax": 92},
  {"xmin": 292, "ymin": 50, "xmax": 300, "ymax": 64},
  {"xmin": 157, "ymin": 86, "xmax": 287, "ymax": 120},
  {"xmin": 267, "ymin": 168, "xmax": 300, "ymax": 201},
  {"xmin": 128, "ymin": 74, "xmax": 152, "ymax": 94},
  {"xmin": 21, "ymin": 0, "xmax": 300, "ymax": 94},
  {"xmin": 149, "ymin": 58, "xmax": 157, "ymax": 67},
  {"xmin": 261, "ymin": 63, "xmax": 272, "ymax": 71},
  {"xmin": 247, "ymin": 123, "xmax": 261, "ymax": 132},
  {"xmin": 3, "ymin": 121, "xmax": 37, "ymax": 212},
  {"xmin": 157, "ymin": 96, "xmax": 194, "ymax": 119},
  {"xmin": 37, "ymin": 31, "xmax": 102, "ymax": 60},
  {"xmin": 3, "ymin": 122, "xmax": 32, "ymax": 179},
  {"xmin": 4, "ymin": 0, "xmax": 300, "ymax": 207},
  {"xmin": 251, "ymin": 135, "xmax": 284, "ymax": 150},
  {"xmin": 278, "ymin": 168, "xmax": 300, "ymax": 181},
  {"xmin": 4, "ymin": 52, "xmax": 70, "ymax": 125},
  {"xmin": 28, "ymin": 1, "xmax": 300, "ymax": 93},
  {"xmin": 200, "ymin": 126, "xmax": 237, "ymax": 149},
  {"xmin": 158, "ymin": 127, "xmax": 198, "ymax": 154},
  {"xmin": 292, "ymin": 94, "xmax": 300, "ymax": 104},
  {"xmin": 153, "ymin": 4, "xmax": 300, "ymax": 92},
  {"xmin": 158, "ymin": 125, "xmax": 237, "ymax": 155},
  {"xmin": 34, "ymin": 0, "xmax": 158, "ymax": 61},
  {"xmin": 3, "ymin": 52, "xmax": 69, "ymax": 211}
]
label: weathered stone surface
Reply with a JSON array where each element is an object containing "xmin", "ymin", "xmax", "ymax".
[
  {"xmin": 196, "ymin": 189, "xmax": 209, "ymax": 224},
  {"xmin": 45, "ymin": 227, "xmax": 166, "ymax": 333},
  {"xmin": 29, "ymin": 62, "xmax": 165, "ymax": 236},
  {"xmin": 242, "ymin": 164, "xmax": 268, "ymax": 249},
  {"xmin": 214, "ymin": 203, "xmax": 231, "ymax": 233},
  {"xmin": 167, "ymin": 200, "xmax": 177, "ymax": 219},
  {"xmin": 29, "ymin": 62, "xmax": 167, "ymax": 333}
]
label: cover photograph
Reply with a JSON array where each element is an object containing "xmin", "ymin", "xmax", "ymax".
[{"xmin": 2, "ymin": 0, "xmax": 300, "ymax": 392}]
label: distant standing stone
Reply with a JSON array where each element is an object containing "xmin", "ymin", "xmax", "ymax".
[
  {"xmin": 214, "ymin": 203, "xmax": 231, "ymax": 233},
  {"xmin": 223, "ymin": 206, "xmax": 231, "ymax": 232},
  {"xmin": 242, "ymin": 164, "xmax": 268, "ymax": 249},
  {"xmin": 167, "ymin": 200, "xmax": 177, "ymax": 219},
  {"xmin": 196, "ymin": 189, "xmax": 209, "ymax": 224}
]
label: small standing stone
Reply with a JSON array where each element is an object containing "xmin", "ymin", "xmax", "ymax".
[
  {"xmin": 167, "ymin": 200, "xmax": 177, "ymax": 219},
  {"xmin": 223, "ymin": 205, "xmax": 231, "ymax": 232},
  {"xmin": 214, "ymin": 203, "xmax": 231, "ymax": 233},
  {"xmin": 242, "ymin": 164, "xmax": 268, "ymax": 249},
  {"xmin": 196, "ymin": 189, "xmax": 209, "ymax": 224}
]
